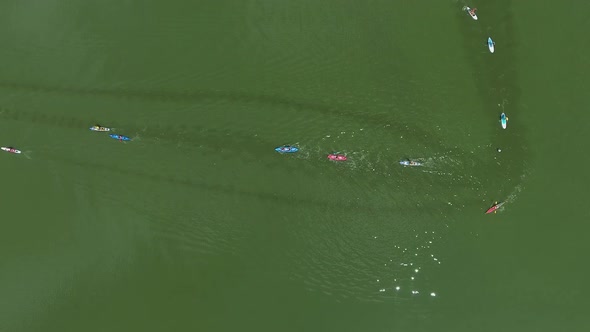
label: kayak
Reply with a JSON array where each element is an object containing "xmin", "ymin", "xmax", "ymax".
[
  {"xmin": 89, "ymin": 125, "xmax": 110, "ymax": 132},
  {"xmin": 399, "ymin": 160, "xmax": 422, "ymax": 166},
  {"xmin": 1, "ymin": 147, "xmax": 21, "ymax": 154},
  {"xmin": 500, "ymin": 113, "xmax": 508, "ymax": 129},
  {"xmin": 485, "ymin": 201, "xmax": 505, "ymax": 214},
  {"xmin": 275, "ymin": 145, "xmax": 299, "ymax": 153},
  {"xmin": 464, "ymin": 6, "xmax": 478, "ymax": 20},
  {"xmin": 328, "ymin": 154, "xmax": 347, "ymax": 161},
  {"xmin": 109, "ymin": 134, "xmax": 131, "ymax": 141},
  {"xmin": 488, "ymin": 37, "xmax": 495, "ymax": 53}
]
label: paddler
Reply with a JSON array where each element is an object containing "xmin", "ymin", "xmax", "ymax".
[{"xmin": 469, "ymin": 8, "xmax": 477, "ymax": 16}]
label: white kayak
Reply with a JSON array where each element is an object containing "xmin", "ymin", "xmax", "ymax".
[
  {"xmin": 399, "ymin": 160, "xmax": 422, "ymax": 167},
  {"xmin": 1, "ymin": 147, "xmax": 21, "ymax": 154},
  {"xmin": 89, "ymin": 125, "xmax": 111, "ymax": 132},
  {"xmin": 488, "ymin": 37, "xmax": 495, "ymax": 53},
  {"xmin": 500, "ymin": 113, "xmax": 508, "ymax": 129},
  {"xmin": 464, "ymin": 6, "xmax": 478, "ymax": 20}
]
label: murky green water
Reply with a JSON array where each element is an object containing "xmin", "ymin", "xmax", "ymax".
[{"xmin": 0, "ymin": 1, "xmax": 587, "ymax": 331}]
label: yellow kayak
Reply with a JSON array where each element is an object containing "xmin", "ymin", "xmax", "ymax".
[{"xmin": 89, "ymin": 125, "xmax": 111, "ymax": 132}]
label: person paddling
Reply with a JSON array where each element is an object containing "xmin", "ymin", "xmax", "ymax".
[{"xmin": 469, "ymin": 8, "xmax": 477, "ymax": 16}]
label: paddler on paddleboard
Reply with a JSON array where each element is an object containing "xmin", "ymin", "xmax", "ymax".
[{"xmin": 469, "ymin": 7, "xmax": 477, "ymax": 16}]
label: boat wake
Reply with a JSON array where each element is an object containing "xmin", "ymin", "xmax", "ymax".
[{"xmin": 504, "ymin": 173, "xmax": 527, "ymax": 205}]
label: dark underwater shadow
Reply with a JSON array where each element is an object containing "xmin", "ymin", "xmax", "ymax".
[
  {"xmin": 41, "ymin": 152, "xmax": 456, "ymax": 216},
  {"xmin": 453, "ymin": 0, "xmax": 531, "ymax": 194},
  {"xmin": 0, "ymin": 78, "xmax": 457, "ymax": 153}
]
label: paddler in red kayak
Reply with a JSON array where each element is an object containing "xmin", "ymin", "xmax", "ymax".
[
  {"xmin": 485, "ymin": 201, "xmax": 504, "ymax": 214},
  {"xmin": 328, "ymin": 153, "xmax": 347, "ymax": 161}
]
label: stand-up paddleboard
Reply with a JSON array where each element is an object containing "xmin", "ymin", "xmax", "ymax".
[
  {"xmin": 275, "ymin": 145, "xmax": 299, "ymax": 153},
  {"xmin": 488, "ymin": 37, "xmax": 495, "ymax": 53},
  {"xmin": 109, "ymin": 134, "xmax": 131, "ymax": 141},
  {"xmin": 1, "ymin": 146, "xmax": 21, "ymax": 154},
  {"xmin": 500, "ymin": 113, "xmax": 508, "ymax": 129},
  {"xmin": 399, "ymin": 160, "xmax": 422, "ymax": 167},
  {"xmin": 463, "ymin": 6, "xmax": 478, "ymax": 20},
  {"xmin": 89, "ymin": 125, "xmax": 111, "ymax": 132},
  {"xmin": 328, "ymin": 154, "xmax": 347, "ymax": 161},
  {"xmin": 485, "ymin": 201, "xmax": 505, "ymax": 214}
]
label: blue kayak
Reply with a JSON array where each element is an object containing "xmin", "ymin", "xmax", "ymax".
[
  {"xmin": 109, "ymin": 134, "xmax": 131, "ymax": 141},
  {"xmin": 399, "ymin": 160, "xmax": 422, "ymax": 166},
  {"xmin": 500, "ymin": 113, "xmax": 508, "ymax": 129},
  {"xmin": 275, "ymin": 145, "xmax": 299, "ymax": 153}
]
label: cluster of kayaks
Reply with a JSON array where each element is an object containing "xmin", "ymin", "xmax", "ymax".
[
  {"xmin": 274, "ymin": 8, "xmax": 506, "ymax": 214},
  {"xmin": 464, "ymin": 5, "xmax": 509, "ymax": 214},
  {"xmin": 275, "ymin": 145, "xmax": 421, "ymax": 166},
  {"xmin": 3, "ymin": 132, "xmax": 501, "ymax": 214},
  {"xmin": 4, "ymin": 13, "xmax": 507, "ymax": 216},
  {"xmin": 89, "ymin": 125, "xmax": 131, "ymax": 141},
  {"xmin": 463, "ymin": 6, "xmax": 508, "ymax": 130},
  {"xmin": 3, "ymin": 125, "xmax": 131, "ymax": 156}
]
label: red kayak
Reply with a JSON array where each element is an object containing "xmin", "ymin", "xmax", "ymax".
[
  {"xmin": 485, "ymin": 202, "xmax": 504, "ymax": 214},
  {"xmin": 327, "ymin": 154, "xmax": 347, "ymax": 161}
]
